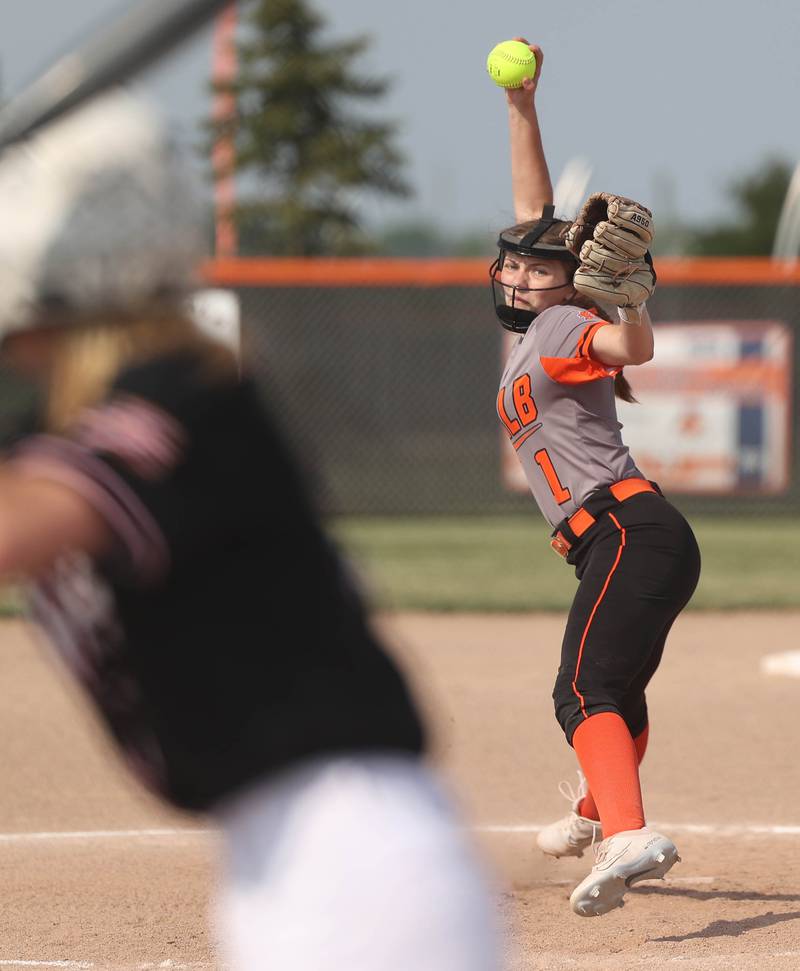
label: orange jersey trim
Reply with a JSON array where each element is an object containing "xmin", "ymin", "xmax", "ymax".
[
  {"xmin": 540, "ymin": 355, "xmax": 620, "ymax": 385},
  {"xmin": 512, "ymin": 423, "xmax": 542, "ymax": 451},
  {"xmin": 576, "ymin": 321, "xmax": 608, "ymax": 359}
]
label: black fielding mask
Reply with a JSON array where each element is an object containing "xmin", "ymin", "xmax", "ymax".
[{"xmin": 489, "ymin": 205, "xmax": 577, "ymax": 334}]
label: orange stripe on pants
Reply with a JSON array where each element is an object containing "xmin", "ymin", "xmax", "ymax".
[{"xmin": 571, "ymin": 512, "xmax": 626, "ymax": 719}]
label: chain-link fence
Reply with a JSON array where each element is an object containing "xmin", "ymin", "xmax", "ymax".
[
  {"xmin": 211, "ymin": 261, "xmax": 800, "ymax": 516},
  {"xmin": 235, "ymin": 282, "xmax": 506, "ymax": 514},
  {"xmin": 1, "ymin": 260, "xmax": 797, "ymax": 518}
]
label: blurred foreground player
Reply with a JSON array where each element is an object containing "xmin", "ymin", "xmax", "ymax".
[{"xmin": 0, "ymin": 93, "xmax": 500, "ymax": 970}]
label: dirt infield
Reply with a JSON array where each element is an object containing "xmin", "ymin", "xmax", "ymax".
[{"xmin": 2, "ymin": 611, "xmax": 800, "ymax": 970}]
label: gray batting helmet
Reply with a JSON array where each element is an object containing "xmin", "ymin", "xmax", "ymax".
[{"xmin": 0, "ymin": 90, "xmax": 205, "ymax": 340}]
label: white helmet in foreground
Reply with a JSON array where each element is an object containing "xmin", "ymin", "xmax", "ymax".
[{"xmin": 0, "ymin": 90, "xmax": 205, "ymax": 341}]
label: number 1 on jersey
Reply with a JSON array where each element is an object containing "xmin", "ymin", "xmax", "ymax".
[
  {"xmin": 499, "ymin": 374, "xmax": 572, "ymax": 505},
  {"xmin": 534, "ymin": 448, "xmax": 572, "ymax": 504}
]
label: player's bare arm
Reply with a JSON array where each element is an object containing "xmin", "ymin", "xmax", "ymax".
[
  {"xmin": 0, "ymin": 470, "xmax": 111, "ymax": 577},
  {"xmin": 505, "ymin": 40, "xmax": 552, "ymax": 222},
  {"xmin": 589, "ymin": 304, "xmax": 655, "ymax": 367}
]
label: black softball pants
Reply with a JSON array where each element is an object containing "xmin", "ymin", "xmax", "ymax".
[{"xmin": 552, "ymin": 492, "xmax": 701, "ymax": 745}]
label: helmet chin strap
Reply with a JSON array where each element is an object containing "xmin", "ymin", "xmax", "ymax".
[
  {"xmin": 499, "ymin": 281, "xmax": 576, "ymax": 323},
  {"xmin": 505, "ymin": 281, "xmax": 576, "ymax": 315},
  {"xmin": 510, "ymin": 280, "xmax": 573, "ymax": 294}
]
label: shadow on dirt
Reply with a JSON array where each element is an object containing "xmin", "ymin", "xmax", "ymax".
[
  {"xmin": 652, "ymin": 912, "xmax": 800, "ymax": 942},
  {"xmin": 632, "ymin": 886, "xmax": 800, "ymax": 942},
  {"xmin": 634, "ymin": 885, "xmax": 800, "ymax": 904}
]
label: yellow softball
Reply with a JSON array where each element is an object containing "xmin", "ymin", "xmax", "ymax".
[{"xmin": 486, "ymin": 40, "xmax": 537, "ymax": 89}]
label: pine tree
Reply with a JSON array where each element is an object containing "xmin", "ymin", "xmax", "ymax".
[{"xmin": 211, "ymin": 0, "xmax": 410, "ymax": 255}]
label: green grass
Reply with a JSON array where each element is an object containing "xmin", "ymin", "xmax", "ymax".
[
  {"xmin": 331, "ymin": 516, "xmax": 800, "ymax": 612},
  {"xmin": 0, "ymin": 587, "xmax": 24, "ymax": 617},
  {"xmin": 0, "ymin": 518, "xmax": 795, "ymax": 618}
]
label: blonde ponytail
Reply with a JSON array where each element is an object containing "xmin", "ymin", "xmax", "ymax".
[{"xmin": 45, "ymin": 311, "xmax": 236, "ymax": 432}]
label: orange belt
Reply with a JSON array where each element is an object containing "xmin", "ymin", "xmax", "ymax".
[{"xmin": 550, "ymin": 478, "xmax": 658, "ymax": 559}]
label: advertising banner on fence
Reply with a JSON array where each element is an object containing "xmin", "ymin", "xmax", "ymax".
[{"xmin": 502, "ymin": 321, "xmax": 793, "ymax": 495}]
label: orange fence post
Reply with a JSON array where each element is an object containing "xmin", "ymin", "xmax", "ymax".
[{"xmin": 211, "ymin": 4, "xmax": 238, "ymax": 259}]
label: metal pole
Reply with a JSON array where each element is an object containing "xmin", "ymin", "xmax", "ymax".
[
  {"xmin": 212, "ymin": 3, "xmax": 238, "ymax": 258},
  {"xmin": 772, "ymin": 161, "xmax": 800, "ymax": 266},
  {"xmin": 553, "ymin": 158, "xmax": 592, "ymax": 220}
]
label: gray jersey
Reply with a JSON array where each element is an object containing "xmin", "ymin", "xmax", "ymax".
[{"xmin": 498, "ymin": 304, "xmax": 643, "ymax": 527}]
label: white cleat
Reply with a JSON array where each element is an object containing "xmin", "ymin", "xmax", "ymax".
[
  {"xmin": 569, "ymin": 827, "xmax": 680, "ymax": 917},
  {"xmin": 537, "ymin": 809, "xmax": 602, "ymax": 859},
  {"xmin": 537, "ymin": 772, "xmax": 602, "ymax": 859}
]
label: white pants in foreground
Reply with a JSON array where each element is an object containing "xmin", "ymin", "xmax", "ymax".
[{"xmin": 214, "ymin": 754, "xmax": 502, "ymax": 971}]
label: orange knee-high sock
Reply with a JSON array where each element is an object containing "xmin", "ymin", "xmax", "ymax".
[
  {"xmin": 633, "ymin": 723, "xmax": 649, "ymax": 762},
  {"xmin": 578, "ymin": 724, "xmax": 649, "ymax": 822},
  {"xmin": 572, "ymin": 712, "xmax": 645, "ymax": 838}
]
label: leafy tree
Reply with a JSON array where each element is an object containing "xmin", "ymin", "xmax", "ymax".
[
  {"xmin": 373, "ymin": 220, "xmax": 495, "ymax": 257},
  {"xmin": 685, "ymin": 158, "xmax": 792, "ymax": 256},
  {"xmin": 373, "ymin": 220, "xmax": 446, "ymax": 257},
  {"xmin": 449, "ymin": 229, "xmax": 497, "ymax": 258},
  {"xmin": 211, "ymin": 0, "xmax": 410, "ymax": 255}
]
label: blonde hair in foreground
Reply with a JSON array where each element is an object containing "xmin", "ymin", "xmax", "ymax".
[{"xmin": 45, "ymin": 309, "xmax": 238, "ymax": 432}]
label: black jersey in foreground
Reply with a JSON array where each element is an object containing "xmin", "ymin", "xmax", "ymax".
[{"xmin": 13, "ymin": 350, "xmax": 425, "ymax": 810}]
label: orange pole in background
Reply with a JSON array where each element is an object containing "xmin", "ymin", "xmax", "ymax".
[{"xmin": 212, "ymin": 3, "xmax": 238, "ymax": 258}]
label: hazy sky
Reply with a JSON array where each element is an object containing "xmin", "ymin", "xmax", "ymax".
[{"xmin": 4, "ymin": 0, "xmax": 800, "ymax": 235}]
